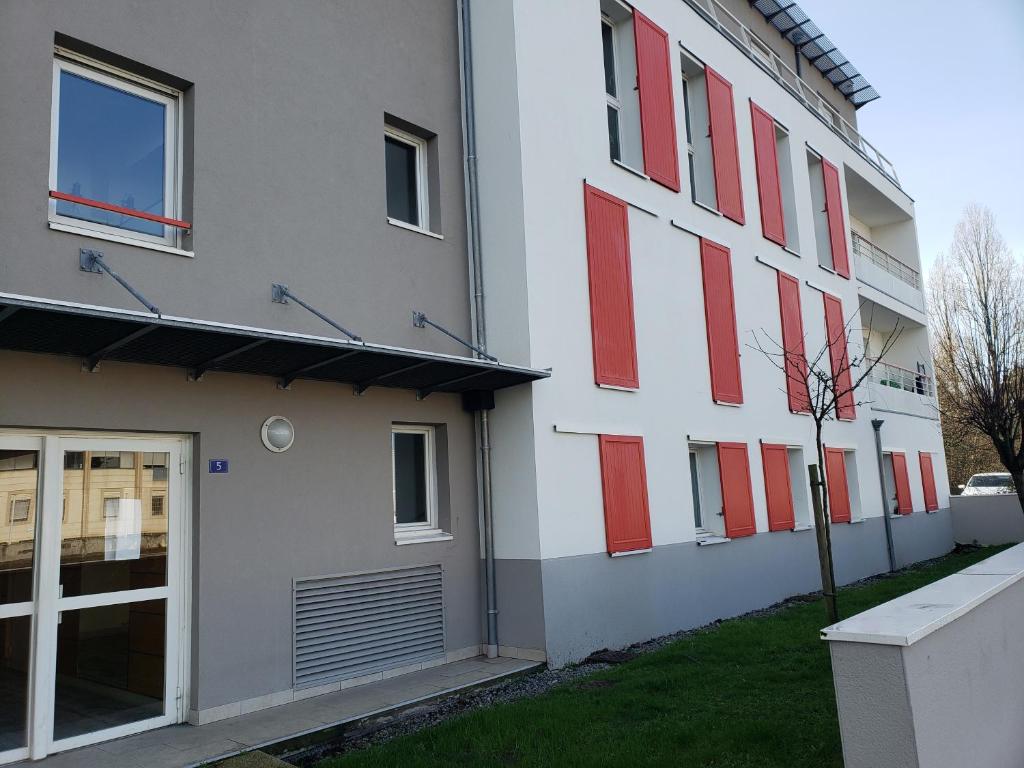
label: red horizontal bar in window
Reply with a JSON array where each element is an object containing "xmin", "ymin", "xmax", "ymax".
[{"xmin": 49, "ymin": 190, "xmax": 191, "ymax": 230}]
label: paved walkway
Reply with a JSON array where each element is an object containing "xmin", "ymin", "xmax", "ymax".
[{"xmin": 15, "ymin": 656, "xmax": 539, "ymax": 768}]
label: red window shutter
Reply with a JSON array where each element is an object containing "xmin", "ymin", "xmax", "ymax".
[
  {"xmin": 750, "ymin": 102, "xmax": 786, "ymax": 246},
  {"xmin": 584, "ymin": 184, "xmax": 639, "ymax": 388},
  {"xmin": 705, "ymin": 66, "xmax": 744, "ymax": 224},
  {"xmin": 700, "ymin": 239, "xmax": 743, "ymax": 404},
  {"xmin": 777, "ymin": 272, "xmax": 810, "ymax": 413},
  {"xmin": 761, "ymin": 443, "xmax": 795, "ymax": 531},
  {"xmin": 891, "ymin": 452, "xmax": 913, "ymax": 514},
  {"xmin": 821, "ymin": 158, "xmax": 850, "ymax": 278},
  {"xmin": 823, "ymin": 293, "xmax": 856, "ymax": 420},
  {"xmin": 633, "ymin": 11, "xmax": 680, "ymax": 192},
  {"xmin": 717, "ymin": 442, "xmax": 756, "ymax": 538},
  {"xmin": 919, "ymin": 452, "xmax": 939, "ymax": 511},
  {"xmin": 824, "ymin": 447, "xmax": 852, "ymax": 523},
  {"xmin": 598, "ymin": 435, "xmax": 653, "ymax": 554}
]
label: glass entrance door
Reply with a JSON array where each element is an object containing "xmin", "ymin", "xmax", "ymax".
[
  {"xmin": 0, "ymin": 437, "xmax": 40, "ymax": 765},
  {"xmin": 0, "ymin": 434, "xmax": 188, "ymax": 763}
]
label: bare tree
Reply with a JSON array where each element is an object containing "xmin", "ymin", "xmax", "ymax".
[
  {"xmin": 751, "ymin": 300, "xmax": 901, "ymax": 623},
  {"xmin": 929, "ymin": 204, "xmax": 1024, "ymax": 511}
]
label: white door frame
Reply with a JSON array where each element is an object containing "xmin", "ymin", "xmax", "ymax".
[{"xmin": 0, "ymin": 431, "xmax": 191, "ymax": 763}]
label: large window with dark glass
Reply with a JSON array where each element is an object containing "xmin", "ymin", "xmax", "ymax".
[{"xmin": 49, "ymin": 54, "xmax": 181, "ymax": 247}]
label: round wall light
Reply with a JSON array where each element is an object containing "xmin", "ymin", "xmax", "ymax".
[{"xmin": 261, "ymin": 416, "xmax": 295, "ymax": 453}]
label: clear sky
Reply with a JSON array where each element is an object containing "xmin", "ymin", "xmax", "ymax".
[{"xmin": 805, "ymin": 0, "xmax": 1024, "ymax": 275}]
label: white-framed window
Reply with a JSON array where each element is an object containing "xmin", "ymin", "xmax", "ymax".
[
  {"xmin": 774, "ymin": 123, "xmax": 799, "ymax": 251},
  {"xmin": 151, "ymin": 494, "xmax": 166, "ymax": 516},
  {"xmin": 384, "ymin": 124, "xmax": 429, "ymax": 230},
  {"xmin": 688, "ymin": 444, "xmax": 725, "ymax": 538},
  {"xmin": 600, "ymin": 0, "xmax": 643, "ymax": 170},
  {"xmin": 679, "ymin": 50, "xmax": 716, "ymax": 209},
  {"xmin": 48, "ymin": 51, "xmax": 183, "ymax": 250},
  {"xmin": 787, "ymin": 447, "xmax": 812, "ymax": 528},
  {"xmin": 807, "ymin": 150, "xmax": 832, "ymax": 270},
  {"xmin": 10, "ymin": 497, "xmax": 31, "ymax": 524},
  {"xmin": 392, "ymin": 425, "xmax": 442, "ymax": 542},
  {"xmin": 102, "ymin": 493, "xmax": 121, "ymax": 520}
]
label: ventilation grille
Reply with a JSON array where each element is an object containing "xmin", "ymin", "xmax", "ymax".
[{"xmin": 293, "ymin": 564, "xmax": 445, "ymax": 689}]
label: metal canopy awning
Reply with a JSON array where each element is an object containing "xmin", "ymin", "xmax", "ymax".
[
  {"xmin": 751, "ymin": 0, "xmax": 880, "ymax": 108},
  {"xmin": 0, "ymin": 293, "xmax": 549, "ymax": 397}
]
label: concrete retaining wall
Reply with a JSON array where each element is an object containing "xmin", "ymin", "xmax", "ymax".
[
  {"xmin": 823, "ymin": 544, "xmax": 1024, "ymax": 768},
  {"xmin": 951, "ymin": 495, "xmax": 1024, "ymax": 545}
]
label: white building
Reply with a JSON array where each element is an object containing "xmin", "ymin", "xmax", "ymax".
[{"xmin": 469, "ymin": 0, "xmax": 951, "ymax": 664}]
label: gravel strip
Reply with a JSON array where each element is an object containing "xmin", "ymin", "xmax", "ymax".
[{"xmin": 289, "ymin": 547, "xmax": 974, "ymax": 766}]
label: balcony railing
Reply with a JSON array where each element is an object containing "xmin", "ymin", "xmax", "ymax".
[
  {"xmin": 680, "ymin": 0, "xmax": 901, "ymax": 189},
  {"xmin": 852, "ymin": 232, "xmax": 920, "ymax": 290},
  {"xmin": 868, "ymin": 359, "xmax": 934, "ymax": 398}
]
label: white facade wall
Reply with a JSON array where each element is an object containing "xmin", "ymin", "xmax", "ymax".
[{"xmin": 472, "ymin": 0, "xmax": 951, "ymax": 659}]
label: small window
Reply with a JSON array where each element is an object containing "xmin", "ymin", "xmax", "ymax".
[
  {"xmin": 10, "ymin": 498, "xmax": 31, "ymax": 524},
  {"xmin": 90, "ymin": 451, "xmax": 135, "ymax": 470},
  {"xmin": 680, "ymin": 51, "xmax": 715, "ymax": 209},
  {"xmin": 384, "ymin": 125, "xmax": 429, "ymax": 229},
  {"xmin": 392, "ymin": 425, "xmax": 441, "ymax": 540},
  {"xmin": 49, "ymin": 54, "xmax": 182, "ymax": 248},
  {"xmin": 688, "ymin": 444, "xmax": 725, "ymax": 538},
  {"xmin": 64, "ymin": 452, "xmax": 84, "ymax": 470},
  {"xmin": 787, "ymin": 447, "xmax": 811, "ymax": 528},
  {"xmin": 102, "ymin": 495, "xmax": 121, "ymax": 519},
  {"xmin": 151, "ymin": 495, "xmax": 165, "ymax": 516},
  {"xmin": 807, "ymin": 151, "xmax": 832, "ymax": 269},
  {"xmin": 600, "ymin": 1, "xmax": 643, "ymax": 170}
]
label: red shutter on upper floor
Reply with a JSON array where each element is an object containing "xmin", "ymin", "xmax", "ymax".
[
  {"xmin": 700, "ymin": 239, "xmax": 743, "ymax": 404},
  {"xmin": 824, "ymin": 447, "xmax": 852, "ymax": 523},
  {"xmin": 705, "ymin": 66, "xmax": 744, "ymax": 224},
  {"xmin": 750, "ymin": 101, "xmax": 786, "ymax": 246},
  {"xmin": 891, "ymin": 452, "xmax": 913, "ymax": 514},
  {"xmin": 633, "ymin": 10, "xmax": 680, "ymax": 192},
  {"xmin": 823, "ymin": 293, "xmax": 856, "ymax": 420},
  {"xmin": 821, "ymin": 158, "xmax": 850, "ymax": 278},
  {"xmin": 761, "ymin": 443, "xmax": 795, "ymax": 531},
  {"xmin": 717, "ymin": 442, "xmax": 756, "ymax": 538},
  {"xmin": 598, "ymin": 435, "xmax": 653, "ymax": 554},
  {"xmin": 777, "ymin": 272, "xmax": 810, "ymax": 413},
  {"xmin": 919, "ymin": 452, "xmax": 939, "ymax": 511},
  {"xmin": 584, "ymin": 183, "xmax": 639, "ymax": 389}
]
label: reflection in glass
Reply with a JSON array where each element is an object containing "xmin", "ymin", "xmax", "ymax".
[
  {"xmin": 61, "ymin": 451, "xmax": 168, "ymax": 598},
  {"xmin": 0, "ymin": 451, "xmax": 38, "ymax": 605},
  {"xmin": 55, "ymin": 70, "xmax": 167, "ymax": 238},
  {"xmin": 54, "ymin": 601, "xmax": 165, "ymax": 740},
  {"xmin": 0, "ymin": 616, "xmax": 31, "ymax": 751}
]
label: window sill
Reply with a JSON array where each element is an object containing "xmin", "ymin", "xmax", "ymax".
[
  {"xmin": 696, "ymin": 534, "xmax": 731, "ymax": 546},
  {"xmin": 847, "ymin": 518, "xmax": 865, "ymax": 525},
  {"xmin": 791, "ymin": 523, "xmax": 813, "ymax": 532},
  {"xmin": 49, "ymin": 220, "xmax": 194, "ymax": 258},
  {"xmin": 387, "ymin": 218, "xmax": 443, "ymax": 240},
  {"xmin": 691, "ymin": 198, "xmax": 723, "ymax": 218},
  {"xmin": 610, "ymin": 547, "xmax": 652, "ymax": 557},
  {"xmin": 817, "ymin": 262, "xmax": 837, "ymax": 276},
  {"xmin": 782, "ymin": 246, "xmax": 801, "ymax": 258},
  {"xmin": 597, "ymin": 382, "xmax": 638, "ymax": 393},
  {"xmin": 611, "ymin": 159, "xmax": 649, "ymax": 180},
  {"xmin": 394, "ymin": 529, "xmax": 453, "ymax": 546},
  {"xmin": 714, "ymin": 400, "xmax": 743, "ymax": 408}
]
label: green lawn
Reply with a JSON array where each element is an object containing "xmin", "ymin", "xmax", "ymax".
[{"xmin": 319, "ymin": 546, "xmax": 1003, "ymax": 768}]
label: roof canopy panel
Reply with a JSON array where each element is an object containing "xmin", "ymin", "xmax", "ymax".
[
  {"xmin": 0, "ymin": 294, "xmax": 548, "ymax": 397},
  {"xmin": 751, "ymin": 0, "xmax": 879, "ymax": 107}
]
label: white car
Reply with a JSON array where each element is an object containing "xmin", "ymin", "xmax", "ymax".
[{"xmin": 960, "ymin": 472, "xmax": 1014, "ymax": 496}]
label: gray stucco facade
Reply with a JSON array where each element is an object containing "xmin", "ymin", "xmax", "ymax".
[
  {"xmin": 535, "ymin": 513, "xmax": 953, "ymax": 667},
  {"xmin": 0, "ymin": 0, "xmax": 502, "ymax": 729}
]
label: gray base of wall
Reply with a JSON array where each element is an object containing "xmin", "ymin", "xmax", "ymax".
[
  {"xmin": 538, "ymin": 513, "xmax": 954, "ymax": 667},
  {"xmin": 951, "ymin": 495, "xmax": 1024, "ymax": 545}
]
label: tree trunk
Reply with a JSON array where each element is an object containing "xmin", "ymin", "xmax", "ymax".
[
  {"xmin": 812, "ymin": 425, "xmax": 839, "ymax": 623},
  {"xmin": 1013, "ymin": 472, "xmax": 1024, "ymax": 518}
]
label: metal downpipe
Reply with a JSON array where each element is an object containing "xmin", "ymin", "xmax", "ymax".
[
  {"xmin": 458, "ymin": 0, "xmax": 498, "ymax": 659},
  {"xmin": 872, "ymin": 419, "xmax": 897, "ymax": 572}
]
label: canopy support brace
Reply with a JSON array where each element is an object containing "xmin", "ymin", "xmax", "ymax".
[
  {"xmin": 79, "ymin": 249, "xmax": 160, "ymax": 315},
  {"xmin": 188, "ymin": 339, "xmax": 269, "ymax": 382},
  {"xmin": 412, "ymin": 311, "xmax": 496, "ymax": 361},
  {"xmin": 353, "ymin": 361, "xmax": 431, "ymax": 396},
  {"xmin": 272, "ymin": 283, "xmax": 362, "ymax": 342}
]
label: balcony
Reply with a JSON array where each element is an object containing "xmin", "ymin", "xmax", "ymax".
[
  {"xmin": 681, "ymin": 0, "xmax": 900, "ymax": 188},
  {"xmin": 866, "ymin": 359, "xmax": 938, "ymax": 421},
  {"xmin": 852, "ymin": 232, "xmax": 925, "ymax": 315}
]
